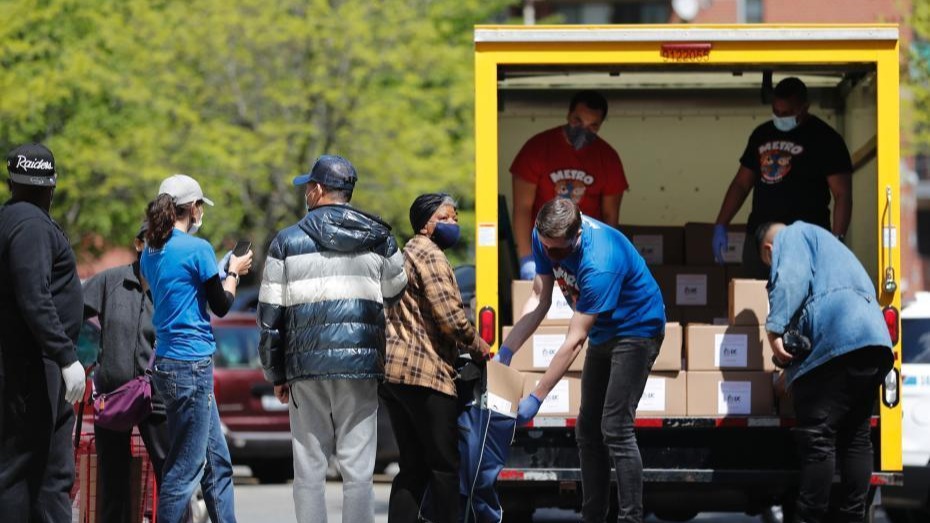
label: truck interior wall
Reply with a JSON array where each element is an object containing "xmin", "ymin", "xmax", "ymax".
[
  {"xmin": 497, "ymin": 82, "xmax": 879, "ymax": 282},
  {"xmin": 843, "ymin": 73, "xmax": 879, "ymax": 282}
]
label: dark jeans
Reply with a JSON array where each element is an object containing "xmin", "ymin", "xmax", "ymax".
[
  {"xmin": 380, "ymin": 382, "xmax": 460, "ymax": 523},
  {"xmin": 576, "ymin": 335, "xmax": 662, "ymax": 523},
  {"xmin": 0, "ymin": 356, "xmax": 75, "ymax": 523},
  {"xmin": 95, "ymin": 413, "xmax": 169, "ymax": 523},
  {"xmin": 153, "ymin": 357, "xmax": 237, "ymax": 523},
  {"xmin": 790, "ymin": 347, "xmax": 894, "ymax": 523}
]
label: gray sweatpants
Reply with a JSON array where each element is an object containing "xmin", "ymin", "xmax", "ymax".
[{"xmin": 289, "ymin": 379, "xmax": 378, "ymax": 523}]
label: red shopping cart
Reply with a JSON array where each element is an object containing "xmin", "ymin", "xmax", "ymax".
[{"xmin": 71, "ymin": 364, "xmax": 158, "ymax": 523}]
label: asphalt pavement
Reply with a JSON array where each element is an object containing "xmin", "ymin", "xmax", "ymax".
[{"xmin": 230, "ymin": 468, "xmax": 889, "ymax": 522}]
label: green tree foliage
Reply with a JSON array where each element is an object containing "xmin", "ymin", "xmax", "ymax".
[
  {"xmin": 0, "ymin": 0, "xmax": 512, "ymax": 265},
  {"xmin": 909, "ymin": 1, "xmax": 930, "ymax": 155}
]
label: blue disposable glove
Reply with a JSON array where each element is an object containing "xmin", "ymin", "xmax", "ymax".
[
  {"xmin": 492, "ymin": 346, "xmax": 514, "ymax": 366},
  {"xmin": 519, "ymin": 255, "xmax": 536, "ymax": 280},
  {"xmin": 712, "ymin": 224, "xmax": 728, "ymax": 265},
  {"xmin": 217, "ymin": 250, "xmax": 232, "ymax": 280},
  {"xmin": 516, "ymin": 393, "xmax": 543, "ymax": 425}
]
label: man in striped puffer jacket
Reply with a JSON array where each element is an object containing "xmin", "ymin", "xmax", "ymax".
[{"xmin": 257, "ymin": 155, "xmax": 407, "ymax": 523}]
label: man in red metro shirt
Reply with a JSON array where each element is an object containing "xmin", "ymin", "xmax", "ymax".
[{"xmin": 511, "ymin": 90, "xmax": 629, "ymax": 280}]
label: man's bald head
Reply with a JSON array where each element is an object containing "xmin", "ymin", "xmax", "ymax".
[{"xmin": 756, "ymin": 222, "xmax": 786, "ymax": 267}]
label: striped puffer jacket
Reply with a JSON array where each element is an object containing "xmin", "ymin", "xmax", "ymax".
[{"xmin": 257, "ymin": 204, "xmax": 407, "ymax": 385}]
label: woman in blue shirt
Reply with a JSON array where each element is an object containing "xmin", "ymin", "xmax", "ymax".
[{"xmin": 141, "ymin": 174, "xmax": 252, "ymax": 523}]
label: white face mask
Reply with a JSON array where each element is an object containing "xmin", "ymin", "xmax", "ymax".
[
  {"xmin": 188, "ymin": 207, "xmax": 203, "ymax": 235},
  {"xmin": 772, "ymin": 114, "xmax": 799, "ymax": 132}
]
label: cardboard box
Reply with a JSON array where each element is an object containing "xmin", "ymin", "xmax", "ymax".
[
  {"xmin": 486, "ymin": 360, "xmax": 525, "ymax": 418},
  {"xmin": 729, "ymin": 279, "xmax": 770, "ymax": 326},
  {"xmin": 726, "ymin": 264, "xmax": 759, "ymax": 282},
  {"xmin": 502, "ymin": 326, "xmax": 586, "ymax": 372},
  {"xmin": 685, "ymin": 324, "xmax": 775, "ymax": 371},
  {"xmin": 636, "ymin": 371, "xmax": 687, "ymax": 417},
  {"xmin": 512, "ymin": 280, "xmax": 572, "ymax": 325},
  {"xmin": 650, "ymin": 265, "xmax": 726, "ymax": 310},
  {"xmin": 685, "ymin": 222, "xmax": 747, "ymax": 265},
  {"xmin": 523, "ymin": 372, "xmax": 582, "ymax": 417},
  {"xmin": 654, "ymin": 323, "xmax": 682, "ymax": 372},
  {"xmin": 686, "ymin": 371, "xmax": 775, "ymax": 416},
  {"xmin": 618, "ymin": 225, "xmax": 685, "ymax": 265},
  {"xmin": 679, "ymin": 307, "xmax": 729, "ymax": 326}
]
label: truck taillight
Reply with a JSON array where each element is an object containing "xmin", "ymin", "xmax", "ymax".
[
  {"xmin": 883, "ymin": 306, "xmax": 899, "ymax": 345},
  {"xmin": 478, "ymin": 306, "xmax": 496, "ymax": 346}
]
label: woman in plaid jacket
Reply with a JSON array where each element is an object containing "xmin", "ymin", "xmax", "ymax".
[{"xmin": 383, "ymin": 193, "xmax": 491, "ymax": 523}]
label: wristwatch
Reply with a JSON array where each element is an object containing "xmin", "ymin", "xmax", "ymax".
[{"xmin": 228, "ymin": 271, "xmax": 240, "ymax": 285}]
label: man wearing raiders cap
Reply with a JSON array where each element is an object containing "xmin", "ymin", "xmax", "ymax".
[{"xmin": 0, "ymin": 143, "xmax": 85, "ymax": 522}]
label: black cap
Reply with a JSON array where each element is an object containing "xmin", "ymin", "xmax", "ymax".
[
  {"xmin": 7, "ymin": 143, "xmax": 56, "ymax": 187},
  {"xmin": 292, "ymin": 155, "xmax": 358, "ymax": 191}
]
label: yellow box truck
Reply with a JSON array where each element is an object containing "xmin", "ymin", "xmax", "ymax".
[{"xmin": 472, "ymin": 24, "xmax": 903, "ymax": 521}]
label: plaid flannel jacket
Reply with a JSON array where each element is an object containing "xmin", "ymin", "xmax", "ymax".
[{"xmin": 385, "ymin": 234, "xmax": 482, "ymax": 396}]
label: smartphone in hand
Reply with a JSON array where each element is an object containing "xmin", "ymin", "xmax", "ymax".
[{"xmin": 233, "ymin": 240, "xmax": 251, "ymax": 257}]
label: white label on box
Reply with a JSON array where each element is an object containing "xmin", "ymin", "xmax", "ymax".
[
  {"xmin": 538, "ymin": 379, "xmax": 570, "ymax": 414},
  {"xmin": 676, "ymin": 274, "xmax": 708, "ymax": 306},
  {"xmin": 638, "ymin": 377, "xmax": 666, "ymax": 412},
  {"xmin": 547, "ymin": 287, "xmax": 574, "ymax": 320},
  {"xmin": 477, "ymin": 224, "xmax": 497, "ymax": 247},
  {"xmin": 532, "ymin": 334, "xmax": 565, "ymax": 367},
  {"xmin": 724, "ymin": 232, "xmax": 745, "ymax": 263},
  {"xmin": 632, "ymin": 235, "xmax": 663, "ymax": 264},
  {"xmin": 714, "ymin": 333, "xmax": 749, "ymax": 368},
  {"xmin": 717, "ymin": 381, "xmax": 752, "ymax": 415},
  {"xmin": 487, "ymin": 392, "xmax": 515, "ymax": 417}
]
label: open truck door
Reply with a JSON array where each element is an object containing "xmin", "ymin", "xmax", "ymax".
[{"xmin": 473, "ymin": 25, "xmax": 903, "ymax": 522}]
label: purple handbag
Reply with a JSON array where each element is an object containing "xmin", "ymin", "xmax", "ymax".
[{"xmin": 92, "ymin": 353, "xmax": 154, "ymax": 432}]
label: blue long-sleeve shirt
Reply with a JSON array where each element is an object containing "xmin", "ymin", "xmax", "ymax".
[{"xmin": 765, "ymin": 222, "xmax": 892, "ymax": 384}]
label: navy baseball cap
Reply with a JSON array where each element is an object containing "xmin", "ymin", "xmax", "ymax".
[
  {"xmin": 292, "ymin": 155, "xmax": 358, "ymax": 191},
  {"xmin": 6, "ymin": 143, "xmax": 56, "ymax": 187}
]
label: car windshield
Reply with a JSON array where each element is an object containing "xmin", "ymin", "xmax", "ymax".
[
  {"xmin": 901, "ymin": 318, "xmax": 930, "ymax": 364},
  {"xmin": 214, "ymin": 325, "xmax": 261, "ymax": 369}
]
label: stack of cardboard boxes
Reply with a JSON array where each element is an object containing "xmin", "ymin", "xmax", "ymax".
[
  {"xmin": 493, "ymin": 224, "xmax": 789, "ymax": 419},
  {"xmin": 685, "ymin": 278, "xmax": 775, "ymax": 415}
]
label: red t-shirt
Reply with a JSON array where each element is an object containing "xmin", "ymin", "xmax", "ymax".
[{"xmin": 510, "ymin": 126, "xmax": 628, "ymax": 221}]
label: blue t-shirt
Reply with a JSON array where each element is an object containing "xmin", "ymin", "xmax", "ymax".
[
  {"xmin": 140, "ymin": 229, "xmax": 218, "ymax": 360},
  {"xmin": 533, "ymin": 216, "xmax": 666, "ymax": 344}
]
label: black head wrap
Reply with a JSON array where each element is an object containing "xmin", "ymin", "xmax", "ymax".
[{"xmin": 410, "ymin": 193, "xmax": 452, "ymax": 233}]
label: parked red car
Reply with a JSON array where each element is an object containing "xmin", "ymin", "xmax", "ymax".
[{"xmin": 211, "ymin": 313, "xmax": 293, "ymax": 483}]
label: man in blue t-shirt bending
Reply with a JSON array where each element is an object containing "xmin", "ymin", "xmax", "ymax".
[{"xmin": 496, "ymin": 198, "xmax": 665, "ymax": 523}]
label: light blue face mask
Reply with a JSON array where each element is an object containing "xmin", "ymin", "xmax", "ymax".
[{"xmin": 772, "ymin": 114, "xmax": 799, "ymax": 132}]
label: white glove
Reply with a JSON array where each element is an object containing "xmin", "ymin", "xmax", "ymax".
[{"xmin": 61, "ymin": 361, "xmax": 86, "ymax": 404}]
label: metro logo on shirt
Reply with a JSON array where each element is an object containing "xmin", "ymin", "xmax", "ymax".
[
  {"xmin": 511, "ymin": 126, "xmax": 628, "ymax": 222},
  {"xmin": 757, "ymin": 140, "xmax": 805, "ymax": 185}
]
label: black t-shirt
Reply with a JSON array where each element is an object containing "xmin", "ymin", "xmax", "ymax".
[{"xmin": 740, "ymin": 115, "xmax": 852, "ymax": 232}]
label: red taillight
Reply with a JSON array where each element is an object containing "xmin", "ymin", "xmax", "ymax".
[
  {"xmin": 883, "ymin": 306, "xmax": 899, "ymax": 346},
  {"xmin": 478, "ymin": 306, "xmax": 496, "ymax": 346}
]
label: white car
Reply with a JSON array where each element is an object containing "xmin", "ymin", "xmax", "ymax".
[{"xmin": 883, "ymin": 292, "xmax": 930, "ymax": 522}]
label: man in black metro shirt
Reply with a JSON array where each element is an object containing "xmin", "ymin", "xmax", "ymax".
[
  {"xmin": 712, "ymin": 77, "xmax": 854, "ymax": 278},
  {"xmin": 0, "ymin": 144, "xmax": 85, "ymax": 522}
]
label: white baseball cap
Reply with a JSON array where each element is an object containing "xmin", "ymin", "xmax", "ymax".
[{"xmin": 158, "ymin": 174, "xmax": 214, "ymax": 206}]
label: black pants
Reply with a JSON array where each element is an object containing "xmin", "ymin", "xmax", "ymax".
[
  {"xmin": 380, "ymin": 382, "xmax": 460, "ymax": 523},
  {"xmin": 790, "ymin": 347, "xmax": 893, "ymax": 523},
  {"xmin": 95, "ymin": 413, "xmax": 169, "ymax": 523},
  {"xmin": 741, "ymin": 229, "xmax": 771, "ymax": 280},
  {"xmin": 0, "ymin": 356, "xmax": 75, "ymax": 523},
  {"xmin": 576, "ymin": 335, "xmax": 662, "ymax": 523}
]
